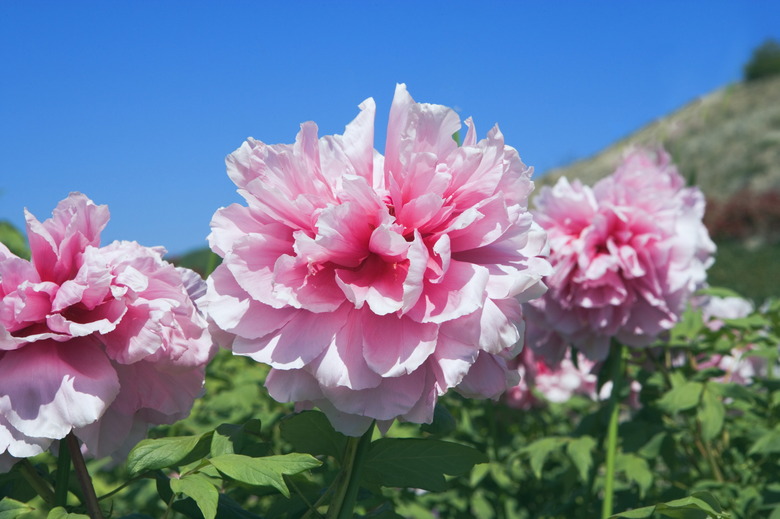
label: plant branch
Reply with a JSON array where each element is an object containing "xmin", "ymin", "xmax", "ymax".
[
  {"xmin": 55, "ymin": 438, "xmax": 72, "ymax": 507},
  {"xmin": 327, "ymin": 422, "xmax": 374, "ymax": 519},
  {"xmin": 66, "ymin": 432, "xmax": 104, "ymax": 519},
  {"xmin": 17, "ymin": 459, "xmax": 56, "ymax": 505},
  {"xmin": 601, "ymin": 343, "xmax": 624, "ymax": 519}
]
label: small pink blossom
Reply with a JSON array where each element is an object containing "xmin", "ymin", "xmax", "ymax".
[
  {"xmin": 205, "ymin": 84, "xmax": 551, "ymax": 435},
  {"xmin": 695, "ymin": 295, "xmax": 767, "ymax": 385},
  {"xmin": 0, "ymin": 193, "xmax": 214, "ymax": 467},
  {"xmin": 524, "ymin": 148, "xmax": 715, "ymax": 362},
  {"xmin": 506, "ymin": 346, "xmax": 641, "ymax": 409}
]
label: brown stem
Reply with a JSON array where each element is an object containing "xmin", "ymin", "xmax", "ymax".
[{"xmin": 66, "ymin": 433, "xmax": 104, "ymax": 519}]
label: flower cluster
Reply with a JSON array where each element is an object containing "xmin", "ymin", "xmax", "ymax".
[
  {"xmin": 524, "ymin": 148, "xmax": 715, "ymax": 362},
  {"xmin": 205, "ymin": 84, "xmax": 551, "ymax": 434},
  {"xmin": 0, "ymin": 194, "xmax": 214, "ymax": 470}
]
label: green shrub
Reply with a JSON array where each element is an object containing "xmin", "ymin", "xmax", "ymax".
[{"xmin": 744, "ymin": 39, "xmax": 780, "ymax": 82}]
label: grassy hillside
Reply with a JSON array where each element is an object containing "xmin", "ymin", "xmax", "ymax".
[{"xmin": 539, "ymin": 75, "xmax": 780, "ymax": 199}]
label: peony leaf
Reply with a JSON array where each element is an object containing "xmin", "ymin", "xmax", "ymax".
[
  {"xmin": 616, "ymin": 453, "xmax": 653, "ymax": 498},
  {"xmin": 210, "ymin": 419, "xmax": 264, "ymax": 458},
  {"xmin": 748, "ymin": 428, "xmax": 780, "ymax": 455},
  {"xmin": 170, "ymin": 474, "xmax": 219, "ymax": 519},
  {"xmin": 611, "ymin": 491, "xmax": 727, "ymax": 518},
  {"xmin": 209, "ymin": 453, "xmax": 321, "ymax": 498},
  {"xmin": 658, "ymin": 381, "xmax": 703, "ymax": 414},
  {"xmin": 420, "ymin": 403, "xmax": 457, "ymax": 437},
  {"xmin": 524, "ymin": 437, "xmax": 565, "ymax": 479},
  {"xmin": 0, "ymin": 498, "xmax": 33, "ymax": 519},
  {"xmin": 698, "ymin": 387, "xmax": 725, "ymax": 441},
  {"xmin": 127, "ymin": 432, "xmax": 213, "ymax": 476},
  {"xmin": 279, "ymin": 411, "xmax": 347, "ymax": 459},
  {"xmin": 566, "ymin": 436, "xmax": 596, "ymax": 482},
  {"xmin": 46, "ymin": 507, "xmax": 90, "ymax": 519},
  {"xmin": 362, "ymin": 438, "xmax": 488, "ymax": 492}
]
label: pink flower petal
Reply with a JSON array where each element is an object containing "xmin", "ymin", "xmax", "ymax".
[{"xmin": 0, "ymin": 339, "xmax": 119, "ymax": 440}]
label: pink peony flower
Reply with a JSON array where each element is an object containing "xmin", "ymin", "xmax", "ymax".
[
  {"xmin": 0, "ymin": 193, "xmax": 214, "ymax": 467},
  {"xmin": 205, "ymin": 84, "xmax": 551, "ymax": 435},
  {"xmin": 524, "ymin": 148, "xmax": 715, "ymax": 362}
]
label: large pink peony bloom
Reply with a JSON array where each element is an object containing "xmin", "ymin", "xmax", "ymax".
[
  {"xmin": 0, "ymin": 193, "xmax": 214, "ymax": 468},
  {"xmin": 205, "ymin": 84, "xmax": 551, "ymax": 435},
  {"xmin": 524, "ymin": 148, "xmax": 715, "ymax": 362}
]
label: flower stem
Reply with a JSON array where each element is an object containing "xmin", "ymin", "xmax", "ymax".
[
  {"xmin": 66, "ymin": 432, "xmax": 104, "ymax": 519},
  {"xmin": 17, "ymin": 459, "xmax": 56, "ymax": 505},
  {"xmin": 54, "ymin": 437, "xmax": 72, "ymax": 507},
  {"xmin": 327, "ymin": 422, "xmax": 374, "ymax": 519},
  {"xmin": 601, "ymin": 343, "xmax": 624, "ymax": 519}
]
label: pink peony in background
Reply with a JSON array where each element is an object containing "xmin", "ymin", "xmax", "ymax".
[
  {"xmin": 205, "ymin": 84, "xmax": 551, "ymax": 435},
  {"xmin": 695, "ymin": 295, "xmax": 768, "ymax": 385},
  {"xmin": 0, "ymin": 193, "xmax": 214, "ymax": 470},
  {"xmin": 524, "ymin": 148, "xmax": 715, "ymax": 362},
  {"xmin": 505, "ymin": 346, "xmax": 641, "ymax": 410}
]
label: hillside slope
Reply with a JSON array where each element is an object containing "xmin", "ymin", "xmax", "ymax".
[{"xmin": 539, "ymin": 75, "xmax": 780, "ymax": 200}]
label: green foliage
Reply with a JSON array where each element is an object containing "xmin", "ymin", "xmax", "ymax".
[
  {"xmin": 611, "ymin": 491, "xmax": 728, "ymax": 518},
  {"xmin": 0, "ymin": 498, "xmax": 33, "ymax": 518},
  {"xmin": 46, "ymin": 507, "xmax": 90, "ymax": 519},
  {"xmin": 362, "ymin": 438, "xmax": 487, "ymax": 492},
  {"xmin": 0, "ymin": 221, "xmax": 29, "ymax": 259},
  {"xmin": 745, "ymin": 39, "xmax": 780, "ymax": 82},
  {"xmin": 2, "ymin": 284, "xmax": 778, "ymax": 518}
]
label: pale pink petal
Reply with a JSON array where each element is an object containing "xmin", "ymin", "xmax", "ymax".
[
  {"xmin": 407, "ymin": 261, "xmax": 489, "ymax": 324},
  {"xmin": 362, "ymin": 313, "xmax": 437, "ymax": 377},
  {"xmin": 234, "ymin": 305, "xmax": 349, "ymax": 369},
  {"xmin": 0, "ymin": 340, "xmax": 119, "ymax": 439}
]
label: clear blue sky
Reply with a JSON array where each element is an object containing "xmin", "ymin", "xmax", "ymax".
[{"xmin": 1, "ymin": 1, "xmax": 778, "ymax": 255}]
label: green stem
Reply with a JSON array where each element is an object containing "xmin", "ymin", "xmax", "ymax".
[
  {"xmin": 17, "ymin": 459, "xmax": 56, "ymax": 504},
  {"xmin": 327, "ymin": 422, "xmax": 375, "ymax": 519},
  {"xmin": 602, "ymin": 343, "xmax": 624, "ymax": 519},
  {"xmin": 66, "ymin": 433, "xmax": 104, "ymax": 519},
  {"xmin": 54, "ymin": 438, "xmax": 72, "ymax": 507}
]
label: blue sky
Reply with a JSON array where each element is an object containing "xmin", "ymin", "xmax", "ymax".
[{"xmin": 1, "ymin": 1, "xmax": 778, "ymax": 255}]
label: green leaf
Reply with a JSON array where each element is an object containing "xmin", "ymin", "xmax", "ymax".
[
  {"xmin": 127, "ymin": 432, "xmax": 213, "ymax": 476},
  {"xmin": 723, "ymin": 314, "xmax": 766, "ymax": 329},
  {"xmin": 209, "ymin": 453, "xmax": 321, "ymax": 497},
  {"xmin": 524, "ymin": 437, "xmax": 564, "ymax": 479},
  {"xmin": 611, "ymin": 506, "xmax": 656, "ymax": 518},
  {"xmin": 420, "ymin": 403, "xmax": 457, "ymax": 437},
  {"xmin": 611, "ymin": 491, "xmax": 726, "ymax": 518},
  {"xmin": 279, "ymin": 411, "xmax": 347, "ymax": 459},
  {"xmin": 170, "ymin": 474, "xmax": 219, "ymax": 519},
  {"xmin": 658, "ymin": 381, "xmax": 704, "ymax": 414},
  {"xmin": 362, "ymin": 438, "xmax": 488, "ymax": 492},
  {"xmin": 566, "ymin": 436, "xmax": 596, "ymax": 481},
  {"xmin": 673, "ymin": 306, "xmax": 704, "ymax": 341},
  {"xmin": 46, "ymin": 508, "xmax": 90, "ymax": 519},
  {"xmin": 0, "ymin": 498, "xmax": 33, "ymax": 519},
  {"xmin": 748, "ymin": 428, "xmax": 780, "ymax": 455},
  {"xmin": 210, "ymin": 419, "xmax": 264, "ymax": 457},
  {"xmin": 616, "ymin": 453, "xmax": 653, "ymax": 497},
  {"xmin": 698, "ymin": 388, "xmax": 725, "ymax": 441},
  {"xmin": 697, "ymin": 286, "xmax": 743, "ymax": 299}
]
